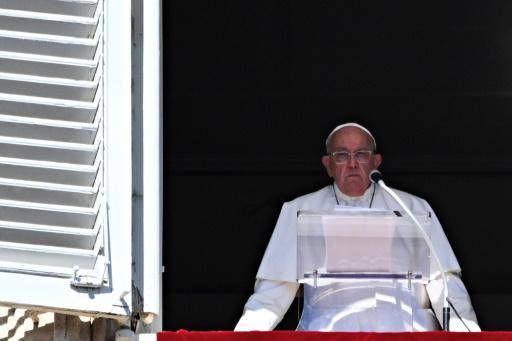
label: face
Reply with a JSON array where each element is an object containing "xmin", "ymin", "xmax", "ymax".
[{"xmin": 321, "ymin": 127, "xmax": 382, "ymax": 196}]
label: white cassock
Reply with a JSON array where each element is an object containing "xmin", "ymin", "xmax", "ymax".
[{"xmin": 235, "ymin": 184, "xmax": 480, "ymax": 332}]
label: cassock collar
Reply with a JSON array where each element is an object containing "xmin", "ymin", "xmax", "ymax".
[{"xmin": 333, "ymin": 183, "xmax": 375, "ymax": 207}]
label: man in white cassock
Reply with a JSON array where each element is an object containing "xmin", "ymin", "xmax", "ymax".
[{"xmin": 235, "ymin": 123, "xmax": 480, "ymax": 332}]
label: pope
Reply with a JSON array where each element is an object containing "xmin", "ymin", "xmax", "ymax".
[{"xmin": 235, "ymin": 123, "xmax": 480, "ymax": 332}]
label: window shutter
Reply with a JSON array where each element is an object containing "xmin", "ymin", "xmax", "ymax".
[{"xmin": 0, "ymin": 0, "xmax": 136, "ymax": 317}]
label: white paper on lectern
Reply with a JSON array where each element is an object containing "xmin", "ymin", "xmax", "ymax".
[
  {"xmin": 297, "ymin": 209, "xmax": 432, "ymax": 284},
  {"xmin": 323, "ymin": 214, "xmax": 395, "ymax": 272}
]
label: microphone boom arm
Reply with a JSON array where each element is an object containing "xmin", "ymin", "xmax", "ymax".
[{"xmin": 374, "ymin": 177, "xmax": 450, "ymax": 331}]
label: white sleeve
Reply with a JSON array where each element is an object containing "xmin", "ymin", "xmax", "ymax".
[
  {"xmin": 235, "ymin": 279, "xmax": 300, "ymax": 331},
  {"xmin": 426, "ymin": 272, "xmax": 481, "ymax": 332}
]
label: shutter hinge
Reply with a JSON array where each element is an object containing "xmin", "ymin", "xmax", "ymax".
[{"xmin": 70, "ymin": 258, "xmax": 110, "ymax": 288}]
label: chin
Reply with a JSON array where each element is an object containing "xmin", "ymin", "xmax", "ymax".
[{"xmin": 343, "ymin": 177, "xmax": 363, "ymax": 186}]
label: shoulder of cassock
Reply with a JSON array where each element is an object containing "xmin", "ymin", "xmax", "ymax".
[{"xmin": 256, "ymin": 185, "xmax": 461, "ymax": 283}]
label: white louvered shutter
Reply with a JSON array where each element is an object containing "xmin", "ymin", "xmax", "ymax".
[{"xmin": 0, "ymin": 0, "xmax": 138, "ymax": 317}]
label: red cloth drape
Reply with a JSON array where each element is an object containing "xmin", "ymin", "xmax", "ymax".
[{"xmin": 159, "ymin": 331, "xmax": 512, "ymax": 341}]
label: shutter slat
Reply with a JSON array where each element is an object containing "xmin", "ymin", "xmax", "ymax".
[
  {"xmin": 0, "ymin": 199, "xmax": 98, "ymax": 228},
  {"xmin": 0, "ymin": 9, "xmax": 99, "ymax": 38},
  {"xmin": 0, "ymin": 177, "xmax": 99, "ymax": 207},
  {"xmin": 0, "ymin": 95, "xmax": 99, "ymax": 122},
  {"xmin": 0, "ymin": 52, "xmax": 98, "ymax": 80},
  {"xmin": 0, "ymin": 114, "xmax": 98, "ymax": 144},
  {"xmin": 0, "ymin": 220, "xmax": 99, "ymax": 249},
  {"xmin": 0, "ymin": 157, "xmax": 98, "ymax": 186},
  {"xmin": 0, "ymin": 241, "xmax": 98, "ymax": 268},
  {"xmin": 0, "ymin": 73, "xmax": 99, "ymax": 101},
  {"xmin": 0, "ymin": 261, "xmax": 100, "ymax": 277},
  {"xmin": 0, "ymin": 136, "xmax": 99, "ymax": 165},
  {"xmin": 0, "ymin": 30, "xmax": 99, "ymax": 59},
  {"xmin": 0, "ymin": 0, "xmax": 99, "ymax": 18}
]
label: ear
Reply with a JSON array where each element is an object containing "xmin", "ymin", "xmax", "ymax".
[
  {"xmin": 373, "ymin": 153, "xmax": 382, "ymax": 169},
  {"xmin": 321, "ymin": 155, "xmax": 333, "ymax": 177}
]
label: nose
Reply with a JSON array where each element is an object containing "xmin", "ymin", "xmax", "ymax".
[{"xmin": 347, "ymin": 155, "xmax": 357, "ymax": 168}]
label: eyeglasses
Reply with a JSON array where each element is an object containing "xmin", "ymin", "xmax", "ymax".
[{"xmin": 329, "ymin": 150, "xmax": 373, "ymax": 164}]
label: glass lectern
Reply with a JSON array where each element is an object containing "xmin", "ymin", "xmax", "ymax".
[{"xmin": 296, "ymin": 208, "xmax": 438, "ymax": 331}]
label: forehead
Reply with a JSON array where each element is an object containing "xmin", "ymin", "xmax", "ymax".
[{"xmin": 330, "ymin": 127, "xmax": 373, "ymax": 149}]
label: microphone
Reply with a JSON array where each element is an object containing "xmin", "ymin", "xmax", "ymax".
[
  {"xmin": 369, "ymin": 169, "xmax": 383, "ymax": 184},
  {"xmin": 369, "ymin": 169, "xmax": 451, "ymax": 331}
]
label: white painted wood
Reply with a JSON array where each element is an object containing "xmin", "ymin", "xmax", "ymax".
[
  {"xmin": 0, "ymin": 199, "xmax": 98, "ymax": 227},
  {"xmin": 0, "ymin": 0, "xmax": 99, "ymax": 18},
  {"xmin": 0, "ymin": 30, "xmax": 99, "ymax": 59},
  {"xmin": 0, "ymin": 135, "xmax": 99, "ymax": 165},
  {"xmin": 0, "ymin": 94, "xmax": 99, "ymax": 122},
  {"xmin": 0, "ymin": 240, "xmax": 98, "ymax": 268},
  {"xmin": 0, "ymin": 219, "xmax": 100, "ymax": 249},
  {"xmin": 0, "ymin": 114, "xmax": 99, "ymax": 143},
  {"xmin": 0, "ymin": 0, "xmax": 113, "ymax": 312},
  {"xmin": 0, "ymin": 260, "xmax": 97, "ymax": 277},
  {"xmin": 0, "ymin": 0, "xmax": 137, "ymax": 319},
  {"xmin": 0, "ymin": 177, "xmax": 99, "ymax": 207},
  {"xmin": 142, "ymin": 0, "xmax": 163, "ymax": 331},
  {"xmin": 0, "ymin": 51, "xmax": 98, "ymax": 80},
  {"xmin": 0, "ymin": 157, "xmax": 99, "ymax": 186},
  {"xmin": 0, "ymin": 9, "xmax": 99, "ymax": 38},
  {"xmin": 0, "ymin": 72, "xmax": 99, "ymax": 101},
  {"xmin": 103, "ymin": 0, "xmax": 134, "ymax": 313}
]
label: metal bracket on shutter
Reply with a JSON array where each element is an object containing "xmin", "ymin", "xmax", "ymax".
[{"xmin": 70, "ymin": 257, "xmax": 109, "ymax": 288}]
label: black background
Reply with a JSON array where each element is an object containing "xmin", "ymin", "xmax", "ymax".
[{"xmin": 163, "ymin": 1, "xmax": 512, "ymax": 331}]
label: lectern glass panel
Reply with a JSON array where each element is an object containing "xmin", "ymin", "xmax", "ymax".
[{"xmin": 297, "ymin": 209, "xmax": 432, "ymax": 285}]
